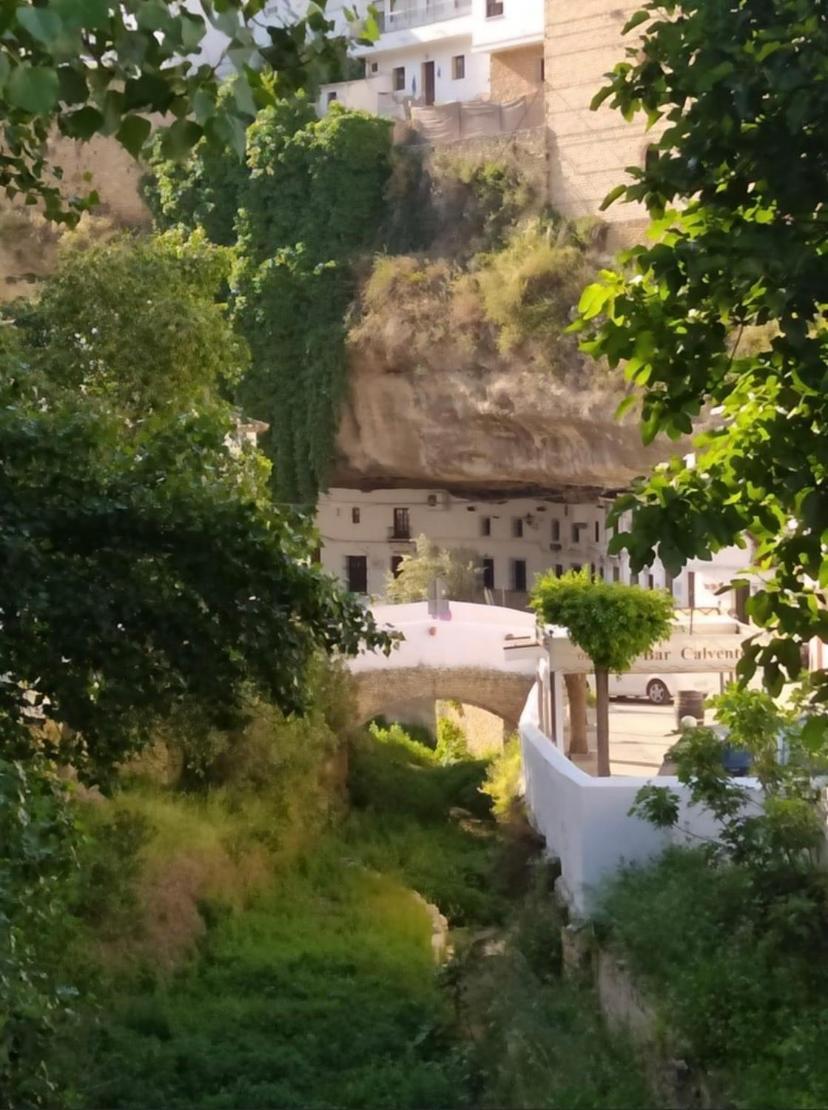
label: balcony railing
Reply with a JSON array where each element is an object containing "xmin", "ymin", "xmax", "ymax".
[
  {"xmin": 376, "ymin": 0, "xmax": 472, "ymax": 33},
  {"xmin": 387, "ymin": 526, "xmax": 414, "ymax": 542}
]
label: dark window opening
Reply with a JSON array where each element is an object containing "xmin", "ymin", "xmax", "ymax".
[
  {"xmin": 512, "ymin": 517, "xmax": 524, "ymax": 539},
  {"xmin": 486, "ymin": 0, "xmax": 504, "ymax": 16},
  {"xmin": 481, "ymin": 516, "xmax": 492, "ymax": 537},
  {"xmin": 346, "ymin": 555, "xmax": 367, "ymax": 594},
  {"xmin": 452, "ymin": 54, "xmax": 465, "ymax": 80},
  {"xmin": 512, "ymin": 559, "xmax": 527, "ymax": 592},
  {"xmin": 594, "ymin": 521, "xmax": 600, "ymax": 542},
  {"xmin": 482, "ymin": 558, "xmax": 495, "ymax": 591},
  {"xmin": 613, "ymin": 566, "xmax": 621, "ymax": 582},
  {"xmin": 390, "ymin": 555, "xmax": 404, "ymax": 579},
  {"xmin": 572, "ymin": 522, "xmax": 587, "ymax": 543},
  {"xmin": 647, "ymin": 573, "xmax": 655, "ymax": 590},
  {"xmin": 352, "ymin": 507, "xmax": 360, "ymax": 524},
  {"xmin": 539, "ymin": 57, "xmax": 545, "ymax": 82},
  {"xmin": 555, "ymin": 564, "xmax": 564, "ymax": 577},
  {"xmin": 326, "ymin": 91, "xmax": 338, "ymax": 104},
  {"xmin": 551, "ymin": 519, "xmax": 560, "ymax": 542},
  {"xmin": 393, "ymin": 66, "xmax": 405, "ymax": 92},
  {"xmin": 392, "ymin": 507, "xmax": 410, "ymax": 539}
]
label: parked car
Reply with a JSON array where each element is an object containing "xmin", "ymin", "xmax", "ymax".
[{"xmin": 588, "ymin": 670, "xmax": 730, "ymax": 706}]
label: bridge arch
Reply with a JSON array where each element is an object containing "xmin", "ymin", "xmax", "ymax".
[
  {"xmin": 353, "ymin": 665, "xmax": 534, "ymax": 734},
  {"xmin": 348, "ymin": 602, "xmax": 542, "ymax": 735}
]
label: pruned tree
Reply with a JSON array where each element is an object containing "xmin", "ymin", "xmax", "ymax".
[{"xmin": 532, "ymin": 570, "xmax": 674, "ymax": 775}]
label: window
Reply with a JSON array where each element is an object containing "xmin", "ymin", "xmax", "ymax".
[
  {"xmin": 486, "ymin": 0, "xmax": 504, "ymax": 15},
  {"xmin": 572, "ymin": 522, "xmax": 587, "ymax": 544},
  {"xmin": 613, "ymin": 566, "xmax": 621, "ymax": 582},
  {"xmin": 512, "ymin": 517, "xmax": 524, "ymax": 539},
  {"xmin": 370, "ymin": 61, "xmax": 379, "ymax": 74},
  {"xmin": 647, "ymin": 573, "xmax": 655, "ymax": 590},
  {"xmin": 512, "ymin": 559, "xmax": 527, "ymax": 593},
  {"xmin": 390, "ymin": 555, "xmax": 404, "ymax": 578},
  {"xmin": 352, "ymin": 507, "xmax": 360, "ymax": 524},
  {"xmin": 594, "ymin": 521, "xmax": 600, "ymax": 543},
  {"xmin": 393, "ymin": 66, "xmax": 405, "ymax": 92},
  {"xmin": 480, "ymin": 515, "xmax": 492, "ymax": 537},
  {"xmin": 326, "ymin": 91, "xmax": 338, "ymax": 105},
  {"xmin": 551, "ymin": 519, "xmax": 560, "ymax": 542},
  {"xmin": 452, "ymin": 54, "xmax": 465, "ymax": 80},
  {"xmin": 346, "ymin": 555, "xmax": 367, "ymax": 594},
  {"xmin": 392, "ymin": 507, "xmax": 410, "ymax": 539},
  {"xmin": 539, "ymin": 57, "xmax": 545, "ymax": 82},
  {"xmin": 687, "ymin": 570, "xmax": 696, "ymax": 610},
  {"xmin": 630, "ymin": 571, "xmax": 639, "ymax": 586},
  {"xmin": 555, "ymin": 564, "xmax": 564, "ymax": 577},
  {"xmin": 590, "ymin": 563, "xmax": 597, "ymax": 580},
  {"xmin": 482, "ymin": 557, "xmax": 495, "ymax": 591}
]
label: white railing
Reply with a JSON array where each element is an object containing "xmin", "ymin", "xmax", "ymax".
[{"xmin": 378, "ymin": 0, "xmax": 472, "ymax": 33}]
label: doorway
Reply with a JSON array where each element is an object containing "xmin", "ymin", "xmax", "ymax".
[{"xmin": 422, "ymin": 60, "xmax": 435, "ymax": 106}]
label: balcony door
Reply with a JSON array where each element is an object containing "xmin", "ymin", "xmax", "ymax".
[
  {"xmin": 393, "ymin": 507, "xmax": 410, "ymax": 540},
  {"xmin": 422, "ymin": 61, "xmax": 435, "ymax": 106}
]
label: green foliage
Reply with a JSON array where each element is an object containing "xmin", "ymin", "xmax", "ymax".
[
  {"xmin": 0, "ymin": 758, "xmax": 79, "ymax": 1108},
  {"xmin": 601, "ymin": 847, "xmax": 828, "ymax": 1108},
  {"xmin": 0, "ymin": 375, "xmax": 388, "ymax": 774},
  {"xmin": 481, "ymin": 735, "xmax": 523, "ymax": 821},
  {"xmin": 9, "ymin": 229, "xmax": 246, "ymax": 420},
  {"xmin": 469, "ymin": 864, "xmax": 650, "ymax": 1110},
  {"xmin": 430, "ymin": 154, "xmax": 537, "ymax": 253},
  {"xmin": 353, "ymin": 721, "xmax": 492, "ymax": 824},
  {"xmin": 386, "ymin": 535, "xmax": 481, "ymax": 603},
  {"xmin": 575, "ymin": 0, "xmax": 828, "ymax": 709},
  {"xmin": 477, "ymin": 221, "xmax": 592, "ymax": 356},
  {"xmin": 631, "ymin": 686, "xmax": 826, "ymax": 875},
  {"xmin": 435, "ymin": 717, "xmax": 470, "ymax": 766},
  {"xmin": 0, "ymin": 1, "xmax": 359, "ymax": 223},
  {"xmin": 71, "ymin": 857, "xmax": 466, "ymax": 1109},
  {"xmin": 531, "ymin": 568, "xmax": 674, "ymax": 671},
  {"xmin": 231, "ymin": 104, "xmax": 394, "ymax": 501}
]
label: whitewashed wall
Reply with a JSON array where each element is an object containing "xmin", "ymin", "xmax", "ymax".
[
  {"xmin": 520, "ymin": 686, "xmax": 763, "ymax": 916},
  {"xmin": 471, "ymin": 0, "xmax": 545, "ymax": 52}
]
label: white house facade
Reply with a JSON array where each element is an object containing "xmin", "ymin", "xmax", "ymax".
[
  {"xmin": 317, "ymin": 0, "xmax": 545, "ymax": 117},
  {"xmin": 316, "ymin": 487, "xmax": 752, "ymax": 616}
]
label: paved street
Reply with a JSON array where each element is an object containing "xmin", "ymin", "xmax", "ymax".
[{"xmin": 572, "ymin": 700, "xmax": 718, "ymax": 777}]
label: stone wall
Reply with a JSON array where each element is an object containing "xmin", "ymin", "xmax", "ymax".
[
  {"xmin": 354, "ymin": 666, "xmax": 534, "ymax": 734},
  {"xmin": 490, "ymin": 45, "xmax": 545, "ymax": 104},
  {"xmin": 544, "ymin": 0, "xmax": 651, "ymax": 244}
]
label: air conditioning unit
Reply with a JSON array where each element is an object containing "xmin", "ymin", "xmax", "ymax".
[{"xmin": 426, "ymin": 492, "xmax": 448, "ymax": 510}]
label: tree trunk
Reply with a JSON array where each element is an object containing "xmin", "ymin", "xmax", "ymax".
[
  {"xmin": 595, "ymin": 667, "xmax": 611, "ymax": 777},
  {"xmin": 564, "ymin": 673, "xmax": 589, "ymax": 756}
]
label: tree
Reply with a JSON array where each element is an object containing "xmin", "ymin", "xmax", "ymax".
[
  {"xmin": 10, "ymin": 228, "xmax": 247, "ymax": 420},
  {"xmin": 531, "ymin": 570, "xmax": 673, "ymax": 775},
  {"xmin": 386, "ymin": 535, "xmax": 481, "ymax": 604},
  {"xmin": 575, "ymin": 0, "xmax": 828, "ymax": 722},
  {"xmin": 0, "ymin": 231, "xmax": 391, "ymax": 775},
  {"xmin": 0, "ymin": 0, "xmax": 370, "ymax": 223}
]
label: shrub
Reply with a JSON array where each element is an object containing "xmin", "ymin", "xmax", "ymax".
[
  {"xmin": 435, "ymin": 717, "xmax": 470, "ymax": 765},
  {"xmin": 477, "ymin": 221, "xmax": 592, "ymax": 356},
  {"xmin": 481, "ymin": 735, "xmax": 523, "ymax": 821}
]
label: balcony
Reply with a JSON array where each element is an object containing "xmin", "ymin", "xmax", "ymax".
[
  {"xmin": 387, "ymin": 526, "xmax": 414, "ymax": 543},
  {"xmin": 377, "ymin": 0, "xmax": 472, "ymax": 33}
]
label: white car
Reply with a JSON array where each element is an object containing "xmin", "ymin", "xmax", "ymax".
[{"xmin": 589, "ymin": 671, "xmax": 731, "ymax": 706}]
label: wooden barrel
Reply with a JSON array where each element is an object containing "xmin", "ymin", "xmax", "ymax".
[{"xmin": 676, "ymin": 689, "xmax": 705, "ymax": 728}]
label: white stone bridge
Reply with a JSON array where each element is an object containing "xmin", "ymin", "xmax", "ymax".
[{"xmin": 348, "ymin": 601, "xmax": 542, "ymax": 732}]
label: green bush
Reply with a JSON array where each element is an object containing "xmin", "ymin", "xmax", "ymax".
[
  {"xmin": 435, "ymin": 717, "xmax": 471, "ymax": 765},
  {"xmin": 477, "ymin": 221, "xmax": 591, "ymax": 356},
  {"xmin": 481, "ymin": 735, "xmax": 523, "ymax": 821},
  {"xmin": 601, "ymin": 846, "xmax": 828, "ymax": 1107}
]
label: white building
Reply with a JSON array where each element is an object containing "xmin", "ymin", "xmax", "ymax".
[
  {"xmin": 317, "ymin": 0, "xmax": 545, "ymax": 117},
  {"xmin": 316, "ymin": 487, "xmax": 753, "ymax": 615}
]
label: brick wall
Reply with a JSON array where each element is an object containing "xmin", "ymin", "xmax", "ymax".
[
  {"xmin": 490, "ymin": 45, "xmax": 545, "ymax": 104},
  {"xmin": 544, "ymin": 0, "xmax": 651, "ymax": 244}
]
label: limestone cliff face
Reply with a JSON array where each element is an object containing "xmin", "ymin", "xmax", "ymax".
[{"xmin": 334, "ymin": 353, "xmax": 668, "ymax": 499}]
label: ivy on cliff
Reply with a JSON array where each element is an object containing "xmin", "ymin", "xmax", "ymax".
[{"xmin": 145, "ymin": 98, "xmax": 393, "ymax": 503}]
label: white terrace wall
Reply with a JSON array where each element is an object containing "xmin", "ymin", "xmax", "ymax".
[{"xmin": 520, "ymin": 686, "xmax": 763, "ymax": 916}]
